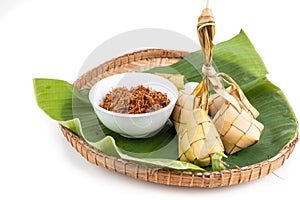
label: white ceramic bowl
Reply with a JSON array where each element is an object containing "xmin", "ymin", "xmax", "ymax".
[{"xmin": 89, "ymin": 72, "xmax": 178, "ymax": 138}]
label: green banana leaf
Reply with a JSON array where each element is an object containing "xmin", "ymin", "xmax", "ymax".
[
  {"xmin": 33, "ymin": 78, "xmax": 203, "ymax": 171},
  {"xmin": 33, "ymin": 30, "xmax": 298, "ymax": 171}
]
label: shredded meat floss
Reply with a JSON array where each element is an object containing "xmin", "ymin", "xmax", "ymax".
[{"xmin": 100, "ymin": 85, "xmax": 170, "ymax": 114}]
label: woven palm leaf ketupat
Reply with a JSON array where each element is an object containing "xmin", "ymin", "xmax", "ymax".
[
  {"xmin": 212, "ymin": 93, "xmax": 264, "ymax": 154},
  {"xmin": 209, "ymin": 73, "xmax": 264, "ymax": 154},
  {"xmin": 195, "ymin": 4, "xmax": 264, "ymax": 155},
  {"xmin": 172, "ymin": 79, "xmax": 224, "ymax": 166}
]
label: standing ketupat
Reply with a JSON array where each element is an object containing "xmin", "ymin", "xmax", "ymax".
[
  {"xmin": 172, "ymin": 79, "xmax": 225, "ymax": 167},
  {"xmin": 195, "ymin": 2, "xmax": 264, "ymax": 156},
  {"xmin": 171, "ymin": 1, "xmax": 264, "ymax": 168}
]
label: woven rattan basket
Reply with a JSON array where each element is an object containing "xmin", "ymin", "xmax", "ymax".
[{"xmin": 60, "ymin": 48, "xmax": 298, "ymax": 188}]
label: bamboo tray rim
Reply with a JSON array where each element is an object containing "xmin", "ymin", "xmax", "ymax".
[{"xmin": 61, "ymin": 48, "xmax": 299, "ymax": 188}]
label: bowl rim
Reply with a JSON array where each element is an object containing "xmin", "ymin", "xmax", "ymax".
[{"xmin": 89, "ymin": 72, "xmax": 178, "ymax": 118}]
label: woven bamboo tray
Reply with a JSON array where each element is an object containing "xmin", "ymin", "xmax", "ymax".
[{"xmin": 60, "ymin": 48, "xmax": 298, "ymax": 188}]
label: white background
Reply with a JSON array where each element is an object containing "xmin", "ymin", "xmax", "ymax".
[{"xmin": 1, "ymin": 0, "xmax": 299, "ymax": 199}]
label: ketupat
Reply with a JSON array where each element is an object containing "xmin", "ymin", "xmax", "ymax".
[
  {"xmin": 196, "ymin": 5, "xmax": 264, "ymax": 156},
  {"xmin": 171, "ymin": 2, "xmax": 265, "ymax": 167},
  {"xmin": 172, "ymin": 79, "xmax": 224, "ymax": 166},
  {"xmin": 209, "ymin": 73, "xmax": 264, "ymax": 154}
]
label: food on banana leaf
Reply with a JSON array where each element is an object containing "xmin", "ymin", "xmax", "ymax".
[
  {"xmin": 154, "ymin": 73, "xmax": 184, "ymax": 90},
  {"xmin": 209, "ymin": 73, "xmax": 264, "ymax": 154},
  {"xmin": 100, "ymin": 85, "xmax": 170, "ymax": 114},
  {"xmin": 172, "ymin": 72, "xmax": 264, "ymax": 167},
  {"xmin": 172, "ymin": 79, "xmax": 224, "ymax": 166},
  {"xmin": 212, "ymin": 97, "xmax": 264, "ymax": 154}
]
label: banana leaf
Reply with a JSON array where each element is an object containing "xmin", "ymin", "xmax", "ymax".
[
  {"xmin": 33, "ymin": 78, "xmax": 202, "ymax": 171},
  {"xmin": 33, "ymin": 30, "xmax": 298, "ymax": 171}
]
